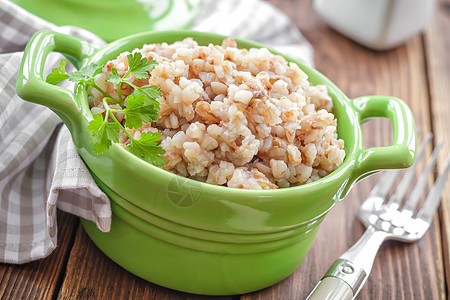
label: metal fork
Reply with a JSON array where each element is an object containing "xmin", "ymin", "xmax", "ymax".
[{"xmin": 307, "ymin": 134, "xmax": 450, "ymax": 300}]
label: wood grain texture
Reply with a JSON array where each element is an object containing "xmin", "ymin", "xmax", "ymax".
[
  {"xmin": 240, "ymin": 0, "xmax": 445, "ymax": 299},
  {"xmin": 57, "ymin": 225, "xmax": 233, "ymax": 300},
  {"xmin": 424, "ymin": 0, "xmax": 450, "ymax": 292},
  {"xmin": 0, "ymin": 211, "xmax": 78, "ymax": 300}
]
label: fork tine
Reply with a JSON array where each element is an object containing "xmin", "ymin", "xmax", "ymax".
[
  {"xmin": 386, "ymin": 133, "xmax": 433, "ymax": 208},
  {"xmin": 360, "ymin": 169, "xmax": 399, "ymax": 216},
  {"xmin": 416, "ymin": 156, "xmax": 450, "ymax": 223},
  {"xmin": 402, "ymin": 141, "xmax": 443, "ymax": 214},
  {"xmin": 368, "ymin": 169, "xmax": 399, "ymax": 199}
]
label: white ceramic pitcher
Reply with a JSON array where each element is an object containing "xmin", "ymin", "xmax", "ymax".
[{"xmin": 314, "ymin": 0, "xmax": 436, "ymax": 50}]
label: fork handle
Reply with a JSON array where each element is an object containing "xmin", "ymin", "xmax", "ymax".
[
  {"xmin": 306, "ymin": 276, "xmax": 353, "ymax": 300},
  {"xmin": 306, "ymin": 258, "xmax": 366, "ymax": 300},
  {"xmin": 307, "ymin": 226, "xmax": 387, "ymax": 299}
]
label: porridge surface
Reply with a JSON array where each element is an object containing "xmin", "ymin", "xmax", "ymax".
[{"xmin": 91, "ymin": 38, "xmax": 345, "ymax": 189}]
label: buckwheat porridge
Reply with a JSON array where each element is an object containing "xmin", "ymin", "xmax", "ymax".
[{"xmin": 90, "ymin": 38, "xmax": 345, "ymax": 189}]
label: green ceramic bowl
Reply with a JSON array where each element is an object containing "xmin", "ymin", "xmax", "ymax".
[
  {"xmin": 11, "ymin": 0, "xmax": 202, "ymax": 42},
  {"xmin": 16, "ymin": 30, "xmax": 416, "ymax": 295}
]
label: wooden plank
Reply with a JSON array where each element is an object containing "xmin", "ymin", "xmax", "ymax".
[
  {"xmin": 424, "ymin": 0, "xmax": 450, "ymax": 291},
  {"xmin": 57, "ymin": 225, "xmax": 233, "ymax": 300},
  {"xmin": 0, "ymin": 211, "xmax": 78, "ymax": 300},
  {"xmin": 240, "ymin": 0, "xmax": 445, "ymax": 299}
]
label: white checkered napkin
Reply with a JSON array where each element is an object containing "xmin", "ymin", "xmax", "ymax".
[
  {"xmin": 0, "ymin": 0, "xmax": 313, "ymax": 264},
  {"xmin": 0, "ymin": 53, "xmax": 111, "ymax": 264},
  {"xmin": 0, "ymin": 1, "xmax": 54, "ymax": 53},
  {"xmin": 192, "ymin": 0, "xmax": 314, "ymax": 66},
  {"xmin": 0, "ymin": 1, "xmax": 110, "ymax": 264}
]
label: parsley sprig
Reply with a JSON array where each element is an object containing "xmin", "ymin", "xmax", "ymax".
[{"xmin": 46, "ymin": 53, "xmax": 166, "ymax": 167}]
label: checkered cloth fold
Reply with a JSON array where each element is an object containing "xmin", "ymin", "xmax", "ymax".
[{"xmin": 0, "ymin": 0, "xmax": 313, "ymax": 263}]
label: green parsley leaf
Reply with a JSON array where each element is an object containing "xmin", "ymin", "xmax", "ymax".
[
  {"xmin": 127, "ymin": 52, "xmax": 158, "ymax": 79},
  {"xmin": 87, "ymin": 114, "xmax": 121, "ymax": 154},
  {"xmin": 123, "ymin": 94, "xmax": 160, "ymax": 129},
  {"xmin": 47, "ymin": 58, "xmax": 165, "ymax": 167},
  {"xmin": 126, "ymin": 132, "xmax": 166, "ymax": 167},
  {"xmin": 132, "ymin": 85, "xmax": 162, "ymax": 107},
  {"xmin": 68, "ymin": 63, "xmax": 102, "ymax": 85},
  {"xmin": 46, "ymin": 59, "xmax": 69, "ymax": 85},
  {"xmin": 107, "ymin": 68, "xmax": 126, "ymax": 85}
]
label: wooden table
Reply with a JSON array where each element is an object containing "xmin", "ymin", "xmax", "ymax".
[{"xmin": 1, "ymin": 0, "xmax": 449, "ymax": 299}]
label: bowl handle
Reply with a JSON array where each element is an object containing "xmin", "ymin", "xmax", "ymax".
[
  {"xmin": 16, "ymin": 30, "xmax": 96, "ymax": 135},
  {"xmin": 343, "ymin": 95, "xmax": 417, "ymax": 195}
]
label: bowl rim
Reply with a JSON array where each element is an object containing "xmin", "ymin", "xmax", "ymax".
[{"xmin": 77, "ymin": 29, "xmax": 360, "ymax": 198}]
